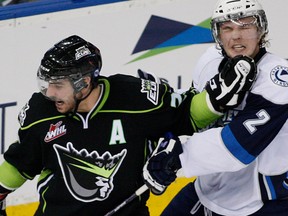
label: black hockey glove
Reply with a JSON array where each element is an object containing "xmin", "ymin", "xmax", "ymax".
[
  {"xmin": 143, "ymin": 133, "xmax": 182, "ymax": 195},
  {"xmin": 206, "ymin": 55, "xmax": 257, "ymax": 112},
  {"xmin": 0, "ymin": 194, "xmax": 7, "ymax": 216}
]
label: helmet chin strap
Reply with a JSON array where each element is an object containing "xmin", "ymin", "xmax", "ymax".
[{"xmin": 69, "ymin": 82, "xmax": 96, "ymax": 116}]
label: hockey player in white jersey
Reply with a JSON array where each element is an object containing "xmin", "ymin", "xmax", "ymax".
[{"xmin": 143, "ymin": 0, "xmax": 288, "ymax": 215}]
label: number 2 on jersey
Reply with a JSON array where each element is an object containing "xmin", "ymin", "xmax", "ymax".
[{"xmin": 243, "ymin": 109, "xmax": 270, "ymax": 134}]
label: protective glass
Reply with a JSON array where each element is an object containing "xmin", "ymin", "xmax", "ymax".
[{"xmin": 37, "ymin": 72, "xmax": 73, "ymax": 100}]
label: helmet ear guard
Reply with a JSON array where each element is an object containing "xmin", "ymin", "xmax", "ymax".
[{"xmin": 37, "ymin": 35, "xmax": 102, "ymax": 94}]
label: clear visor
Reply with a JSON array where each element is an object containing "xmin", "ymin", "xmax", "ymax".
[
  {"xmin": 37, "ymin": 75, "xmax": 70, "ymax": 99},
  {"xmin": 229, "ymin": 16, "xmax": 257, "ymax": 27},
  {"xmin": 212, "ymin": 10, "xmax": 261, "ymax": 24},
  {"xmin": 212, "ymin": 11, "xmax": 267, "ymax": 46},
  {"xmin": 37, "ymin": 76, "xmax": 49, "ymax": 96}
]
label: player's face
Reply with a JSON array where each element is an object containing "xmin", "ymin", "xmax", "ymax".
[
  {"xmin": 219, "ymin": 16, "xmax": 261, "ymax": 58},
  {"xmin": 45, "ymin": 79, "xmax": 77, "ymax": 113}
]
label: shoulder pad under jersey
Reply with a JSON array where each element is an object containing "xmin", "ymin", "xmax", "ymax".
[
  {"xmin": 101, "ymin": 74, "xmax": 174, "ymax": 111},
  {"xmin": 252, "ymin": 53, "xmax": 288, "ymax": 104},
  {"xmin": 18, "ymin": 92, "xmax": 63, "ymax": 128}
]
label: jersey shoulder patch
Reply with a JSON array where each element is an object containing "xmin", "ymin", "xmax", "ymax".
[
  {"xmin": 252, "ymin": 53, "xmax": 288, "ymax": 104},
  {"xmin": 103, "ymin": 74, "xmax": 169, "ymax": 111}
]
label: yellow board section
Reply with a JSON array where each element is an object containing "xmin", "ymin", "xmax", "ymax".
[
  {"xmin": 6, "ymin": 202, "xmax": 38, "ymax": 216},
  {"xmin": 6, "ymin": 177, "xmax": 195, "ymax": 216},
  {"xmin": 147, "ymin": 177, "xmax": 195, "ymax": 216}
]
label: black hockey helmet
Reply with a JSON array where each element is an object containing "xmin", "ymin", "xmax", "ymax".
[{"xmin": 37, "ymin": 35, "xmax": 102, "ymax": 94}]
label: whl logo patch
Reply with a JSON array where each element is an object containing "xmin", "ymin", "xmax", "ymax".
[
  {"xmin": 53, "ymin": 142, "xmax": 127, "ymax": 202},
  {"xmin": 44, "ymin": 121, "xmax": 67, "ymax": 142}
]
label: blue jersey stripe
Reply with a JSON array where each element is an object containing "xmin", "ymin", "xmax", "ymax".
[
  {"xmin": 221, "ymin": 125, "xmax": 255, "ymax": 164},
  {"xmin": 265, "ymin": 176, "xmax": 277, "ymax": 200}
]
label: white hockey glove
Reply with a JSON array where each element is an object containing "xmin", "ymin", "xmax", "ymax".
[
  {"xmin": 206, "ymin": 55, "xmax": 257, "ymax": 112},
  {"xmin": 143, "ymin": 133, "xmax": 182, "ymax": 195}
]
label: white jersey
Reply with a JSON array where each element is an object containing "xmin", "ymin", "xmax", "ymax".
[{"xmin": 180, "ymin": 46, "xmax": 288, "ymax": 215}]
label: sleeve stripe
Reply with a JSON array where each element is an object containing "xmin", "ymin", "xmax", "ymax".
[
  {"xmin": 190, "ymin": 91, "xmax": 222, "ymax": 128},
  {"xmin": 221, "ymin": 125, "xmax": 255, "ymax": 164},
  {"xmin": 264, "ymin": 176, "xmax": 277, "ymax": 200}
]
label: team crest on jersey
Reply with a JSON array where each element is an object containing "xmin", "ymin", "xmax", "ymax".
[
  {"xmin": 18, "ymin": 103, "xmax": 30, "ymax": 126},
  {"xmin": 270, "ymin": 65, "xmax": 288, "ymax": 87},
  {"xmin": 140, "ymin": 79, "xmax": 159, "ymax": 105},
  {"xmin": 44, "ymin": 121, "xmax": 67, "ymax": 142},
  {"xmin": 53, "ymin": 142, "xmax": 127, "ymax": 202}
]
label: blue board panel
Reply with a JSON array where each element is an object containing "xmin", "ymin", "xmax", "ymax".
[{"xmin": 0, "ymin": 0, "xmax": 128, "ymax": 20}]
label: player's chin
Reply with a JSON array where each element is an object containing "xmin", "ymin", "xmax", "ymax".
[
  {"xmin": 227, "ymin": 47, "xmax": 248, "ymax": 58},
  {"xmin": 229, "ymin": 51, "xmax": 246, "ymax": 58},
  {"xmin": 55, "ymin": 102, "xmax": 72, "ymax": 113}
]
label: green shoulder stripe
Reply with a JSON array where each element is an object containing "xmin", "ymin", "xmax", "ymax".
[
  {"xmin": 92, "ymin": 79, "xmax": 169, "ymax": 116},
  {"xmin": 91, "ymin": 79, "xmax": 110, "ymax": 118},
  {"xmin": 20, "ymin": 115, "xmax": 66, "ymax": 130}
]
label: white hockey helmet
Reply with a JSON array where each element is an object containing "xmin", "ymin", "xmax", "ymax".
[{"xmin": 211, "ymin": 0, "xmax": 268, "ymax": 46}]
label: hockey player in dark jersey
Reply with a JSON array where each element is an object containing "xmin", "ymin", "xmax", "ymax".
[
  {"xmin": 0, "ymin": 35, "xmax": 256, "ymax": 216},
  {"xmin": 144, "ymin": 0, "xmax": 288, "ymax": 215}
]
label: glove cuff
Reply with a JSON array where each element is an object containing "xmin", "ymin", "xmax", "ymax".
[{"xmin": 206, "ymin": 91, "xmax": 224, "ymax": 114}]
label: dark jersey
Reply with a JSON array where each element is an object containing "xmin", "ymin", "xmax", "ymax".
[{"xmin": 4, "ymin": 74, "xmax": 196, "ymax": 216}]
